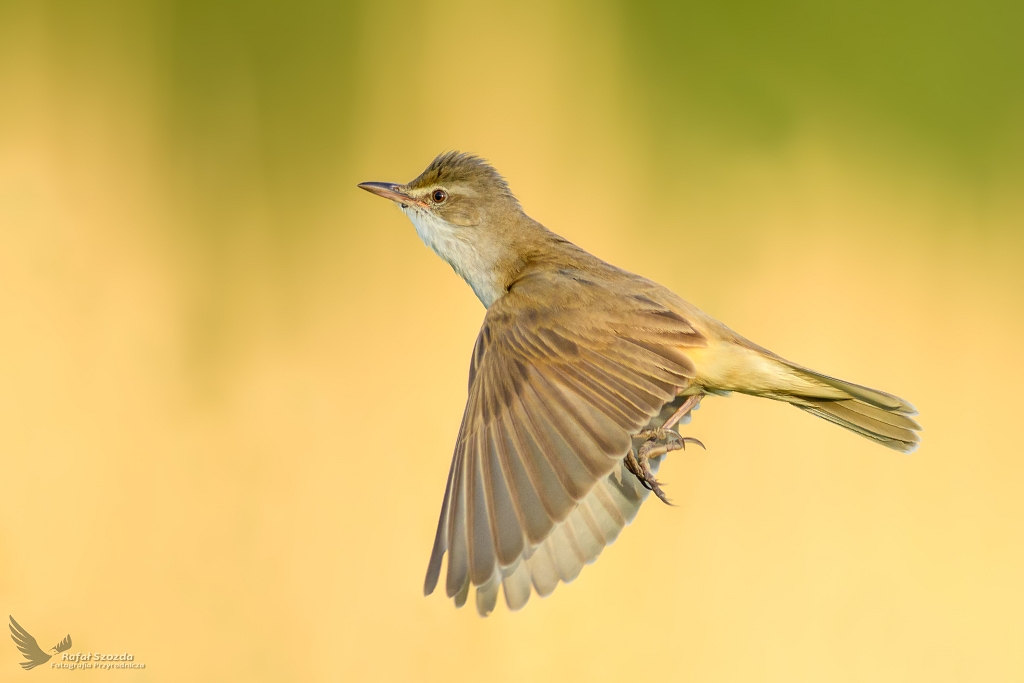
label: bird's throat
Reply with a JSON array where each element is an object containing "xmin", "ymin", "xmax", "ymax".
[{"xmin": 402, "ymin": 207, "xmax": 510, "ymax": 308}]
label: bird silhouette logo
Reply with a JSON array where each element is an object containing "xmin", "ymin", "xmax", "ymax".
[{"xmin": 9, "ymin": 616, "xmax": 72, "ymax": 670}]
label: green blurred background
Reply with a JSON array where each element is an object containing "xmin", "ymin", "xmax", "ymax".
[{"xmin": 1, "ymin": 1, "xmax": 1022, "ymax": 681}]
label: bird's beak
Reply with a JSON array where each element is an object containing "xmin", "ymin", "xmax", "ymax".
[{"xmin": 357, "ymin": 181, "xmax": 428, "ymax": 209}]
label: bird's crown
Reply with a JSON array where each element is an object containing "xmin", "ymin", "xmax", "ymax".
[{"xmin": 407, "ymin": 151, "xmax": 518, "ymax": 205}]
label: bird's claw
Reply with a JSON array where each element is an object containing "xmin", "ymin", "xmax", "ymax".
[
  {"xmin": 679, "ymin": 436, "xmax": 706, "ymax": 451},
  {"xmin": 626, "ymin": 428, "xmax": 707, "ymax": 505},
  {"xmin": 623, "ymin": 448, "xmax": 664, "ymax": 498}
]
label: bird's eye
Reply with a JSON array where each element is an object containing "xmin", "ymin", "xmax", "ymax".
[{"xmin": 431, "ymin": 189, "xmax": 448, "ymax": 203}]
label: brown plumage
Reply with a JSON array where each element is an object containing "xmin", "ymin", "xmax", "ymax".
[{"xmin": 359, "ymin": 152, "xmax": 921, "ymax": 615}]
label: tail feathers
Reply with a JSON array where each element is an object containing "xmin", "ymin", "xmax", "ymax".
[
  {"xmin": 793, "ymin": 365, "xmax": 917, "ymax": 414},
  {"xmin": 790, "ymin": 398, "xmax": 920, "ymax": 452},
  {"xmin": 775, "ymin": 361, "xmax": 921, "ymax": 453}
]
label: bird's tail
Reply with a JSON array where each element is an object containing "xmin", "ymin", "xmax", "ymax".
[
  {"xmin": 771, "ymin": 361, "xmax": 921, "ymax": 453},
  {"xmin": 703, "ymin": 342, "xmax": 922, "ymax": 452}
]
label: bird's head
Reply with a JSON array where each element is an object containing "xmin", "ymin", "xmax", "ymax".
[
  {"xmin": 359, "ymin": 151, "xmax": 519, "ymax": 227},
  {"xmin": 359, "ymin": 152, "xmax": 537, "ymax": 307}
]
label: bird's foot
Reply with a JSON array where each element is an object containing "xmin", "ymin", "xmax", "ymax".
[
  {"xmin": 635, "ymin": 426, "xmax": 703, "ymax": 447},
  {"xmin": 625, "ymin": 429, "xmax": 705, "ymax": 505}
]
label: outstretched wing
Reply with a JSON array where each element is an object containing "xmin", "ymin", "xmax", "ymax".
[
  {"xmin": 424, "ymin": 269, "xmax": 705, "ymax": 614},
  {"xmin": 9, "ymin": 616, "xmax": 52, "ymax": 670},
  {"xmin": 53, "ymin": 634, "xmax": 73, "ymax": 653}
]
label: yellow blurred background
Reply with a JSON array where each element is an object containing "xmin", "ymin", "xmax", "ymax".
[{"xmin": 1, "ymin": 1, "xmax": 1022, "ymax": 681}]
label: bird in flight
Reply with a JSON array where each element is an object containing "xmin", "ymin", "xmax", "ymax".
[
  {"xmin": 359, "ymin": 152, "xmax": 920, "ymax": 616},
  {"xmin": 9, "ymin": 616, "xmax": 72, "ymax": 670}
]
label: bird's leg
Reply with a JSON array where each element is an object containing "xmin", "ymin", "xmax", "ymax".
[
  {"xmin": 626, "ymin": 393, "xmax": 707, "ymax": 505},
  {"xmin": 634, "ymin": 393, "xmax": 706, "ymax": 452},
  {"xmin": 663, "ymin": 393, "xmax": 704, "ymax": 431},
  {"xmin": 632, "ymin": 438, "xmax": 681, "ymax": 504}
]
